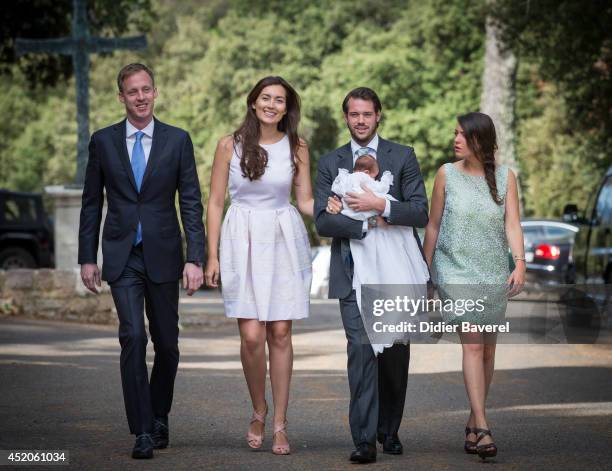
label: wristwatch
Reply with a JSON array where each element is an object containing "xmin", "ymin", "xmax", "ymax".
[{"xmin": 367, "ymin": 216, "xmax": 378, "ymax": 229}]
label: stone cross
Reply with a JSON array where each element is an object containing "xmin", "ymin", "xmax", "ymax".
[{"xmin": 15, "ymin": 0, "xmax": 147, "ymax": 186}]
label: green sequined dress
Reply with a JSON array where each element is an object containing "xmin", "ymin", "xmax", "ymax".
[{"xmin": 432, "ymin": 163, "xmax": 510, "ymax": 325}]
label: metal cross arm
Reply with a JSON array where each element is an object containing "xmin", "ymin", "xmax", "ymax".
[{"xmin": 15, "ymin": 36, "xmax": 147, "ymax": 56}]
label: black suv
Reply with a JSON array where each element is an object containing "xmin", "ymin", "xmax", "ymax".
[
  {"xmin": 564, "ymin": 167, "xmax": 612, "ymax": 284},
  {"xmin": 0, "ymin": 189, "xmax": 54, "ymax": 269}
]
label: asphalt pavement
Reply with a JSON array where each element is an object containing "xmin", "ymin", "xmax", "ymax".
[{"xmin": 1, "ymin": 291, "xmax": 611, "ymax": 470}]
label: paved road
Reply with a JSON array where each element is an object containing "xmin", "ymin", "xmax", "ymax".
[{"xmin": 1, "ymin": 294, "xmax": 611, "ymax": 470}]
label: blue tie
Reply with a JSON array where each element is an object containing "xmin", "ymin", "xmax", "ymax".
[
  {"xmin": 355, "ymin": 146, "xmax": 376, "ymax": 159},
  {"xmin": 131, "ymin": 131, "xmax": 146, "ymax": 245}
]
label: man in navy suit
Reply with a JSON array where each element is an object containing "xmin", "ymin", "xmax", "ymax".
[
  {"xmin": 315, "ymin": 87, "xmax": 428, "ymax": 463},
  {"xmin": 78, "ymin": 63, "xmax": 205, "ymax": 459}
]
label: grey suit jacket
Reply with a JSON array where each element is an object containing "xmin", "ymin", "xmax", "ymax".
[{"xmin": 314, "ymin": 137, "xmax": 428, "ymax": 299}]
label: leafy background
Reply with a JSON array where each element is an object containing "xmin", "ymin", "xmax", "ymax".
[{"xmin": 1, "ymin": 0, "xmax": 610, "ymax": 242}]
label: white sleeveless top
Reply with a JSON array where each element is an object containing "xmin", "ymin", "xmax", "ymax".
[{"xmin": 228, "ymin": 135, "xmax": 293, "ymax": 210}]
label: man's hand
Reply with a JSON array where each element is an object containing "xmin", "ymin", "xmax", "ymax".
[
  {"xmin": 183, "ymin": 263, "xmax": 204, "ymax": 296},
  {"xmin": 80, "ymin": 263, "xmax": 101, "ymax": 294},
  {"xmin": 375, "ymin": 216, "xmax": 388, "ymax": 228},
  {"xmin": 345, "ymin": 185, "xmax": 386, "ymax": 213}
]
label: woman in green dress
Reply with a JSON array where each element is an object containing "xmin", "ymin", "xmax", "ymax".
[{"xmin": 423, "ymin": 112, "xmax": 525, "ymax": 460}]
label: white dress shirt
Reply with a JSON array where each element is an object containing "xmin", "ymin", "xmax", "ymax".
[
  {"xmin": 349, "ymin": 133, "xmax": 391, "ymax": 230},
  {"xmin": 126, "ymin": 119, "xmax": 154, "ymax": 164}
]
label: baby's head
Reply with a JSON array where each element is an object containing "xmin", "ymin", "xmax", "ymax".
[{"xmin": 353, "ymin": 154, "xmax": 379, "ymax": 178}]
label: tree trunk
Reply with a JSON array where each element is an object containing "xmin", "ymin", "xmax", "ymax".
[{"xmin": 480, "ymin": 14, "xmax": 518, "ymax": 176}]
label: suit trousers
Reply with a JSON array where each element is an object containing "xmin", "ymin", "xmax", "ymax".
[
  {"xmin": 109, "ymin": 245, "xmax": 180, "ymax": 435},
  {"xmin": 340, "ymin": 290, "xmax": 410, "ymax": 447}
]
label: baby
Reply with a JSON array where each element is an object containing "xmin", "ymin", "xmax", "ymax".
[
  {"xmin": 353, "ymin": 154, "xmax": 379, "ymax": 176},
  {"xmin": 331, "ymin": 155, "xmax": 394, "ymax": 220}
]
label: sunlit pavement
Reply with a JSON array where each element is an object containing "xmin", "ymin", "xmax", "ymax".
[{"xmin": 1, "ymin": 291, "xmax": 611, "ymax": 470}]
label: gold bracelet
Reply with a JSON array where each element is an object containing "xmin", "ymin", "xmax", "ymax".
[{"xmin": 513, "ymin": 256, "xmax": 526, "ymax": 261}]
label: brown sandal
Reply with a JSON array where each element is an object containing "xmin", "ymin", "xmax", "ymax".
[
  {"xmin": 464, "ymin": 427, "xmax": 478, "ymax": 454},
  {"xmin": 474, "ymin": 428, "xmax": 497, "ymax": 460}
]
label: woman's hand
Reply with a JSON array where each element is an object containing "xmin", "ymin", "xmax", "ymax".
[
  {"xmin": 326, "ymin": 195, "xmax": 342, "ymax": 214},
  {"xmin": 504, "ymin": 170, "xmax": 526, "ymax": 299},
  {"xmin": 506, "ymin": 262, "xmax": 526, "ymax": 297},
  {"xmin": 205, "ymin": 258, "xmax": 221, "ymax": 288}
]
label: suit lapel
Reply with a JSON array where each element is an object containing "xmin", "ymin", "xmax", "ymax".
[
  {"xmin": 336, "ymin": 143, "xmax": 353, "ymax": 172},
  {"xmin": 112, "ymin": 119, "xmax": 138, "ymax": 192},
  {"xmin": 140, "ymin": 117, "xmax": 168, "ymax": 194},
  {"xmin": 337, "ymin": 143, "xmax": 354, "ymax": 264},
  {"xmin": 375, "ymin": 137, "xmax": 392, "ymax": 181}
]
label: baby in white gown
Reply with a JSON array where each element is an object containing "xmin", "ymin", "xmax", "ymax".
[
  {"xmin": 331, "ymin": 155, "xmax": 394, "ymax": 220},
  {"xmin": 331, "ymin": 155, "xmax": 430, "ymax": 354}
]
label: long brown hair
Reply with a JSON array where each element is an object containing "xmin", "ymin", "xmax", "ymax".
[
  {"xmin": 457, "ymin": 112, "xmax": 502, "ymax": 205},
  {"xmin": 233, "ymin": 76, "xmax": 302, "ymax": 181}
]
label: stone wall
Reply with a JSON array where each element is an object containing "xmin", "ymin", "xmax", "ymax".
[{"xmin": 0, "ymin": 269, "xmax": 116, "ymax": 324}]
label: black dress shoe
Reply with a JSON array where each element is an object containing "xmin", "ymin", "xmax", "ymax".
[
  {"xmin": 151, "ymin": 417, "xmax": 169, "ymax": 449},
  {"xmin": 349, "ymin": 443, "xmax": 377, "ymax": 463},
  {"xmin": 381, "ymin": 435, "xmax": 403, "ymax": 455},
  {"xmin": 132, "ymin": 433, "xmax": 154, "ymax": 459}
]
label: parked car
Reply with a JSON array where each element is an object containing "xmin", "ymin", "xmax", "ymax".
[
  {"xmin": 521, "ymin": 219, "xmax": 579, "ymax": 287},
  {"xmin": 561, "ymin": 167, "xmax": 611, "ymax": 327},
  {"xmin": 0, "ymin": 189, "xmax": 54, "ymax": 269},
  {"xmin": 563, "ymin": 166, "xmax": 612, "ymax": 285}
]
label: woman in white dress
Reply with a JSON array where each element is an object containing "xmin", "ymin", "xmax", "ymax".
[{"xmin": 205, "ymin": 76, "xmax": 313, "ymax": 455}]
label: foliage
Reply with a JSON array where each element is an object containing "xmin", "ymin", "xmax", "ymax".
[
  {"xmin": 0, "ymin": 0, "xmax": 156, "ymax": 87},
  {"xmin": 515, "ymin": 76, "xmax": 604, "ymax": 216},
  {"xmin": 0, "ymin": 0, "xmax": 608, "ymax": 230},
  {"xmin": 491, "ymin": 0, "xmax": 612, "ymax": 216}
]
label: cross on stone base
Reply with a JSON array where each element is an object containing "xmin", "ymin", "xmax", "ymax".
[
  {"xmin": 16, "ymin": 0, "xmax": 147, "ymax": 186},
  {"xmin": 16, "ymin": 0, "xmax": 147, "ymax": 270}
]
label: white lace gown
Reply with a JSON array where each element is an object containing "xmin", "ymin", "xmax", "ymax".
[
  {"xmin": 220, "ymin": 135, "xmax": 312, "ymax": 321},
  {"xmin": 332, "ymin": 169, "xmax": 430, "ymax": 354},
  {"xmin": 331, "ymin": 169, "xmax": 395, "ymax": 220}
]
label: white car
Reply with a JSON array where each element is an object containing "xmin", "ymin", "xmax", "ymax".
[{"xmin": 310, "ymin": 246, "xmax": 331, "ymax": 298}]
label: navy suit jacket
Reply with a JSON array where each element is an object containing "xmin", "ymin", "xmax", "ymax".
[
  {"xmin": 78, "ymin": 117, "xmax": 205, "ymax": 283},
  {"xmin": 314, "ymin": 137, "xmax": 428, "ymax": 299}
]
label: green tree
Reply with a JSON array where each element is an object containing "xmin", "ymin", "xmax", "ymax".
[
  {"xmin": 491, "ymin": 0, "xmax": 612, "ymax": 216},
  {"xmin": 0, "ymin": 0, "xmax": 156, "ymax": 87}
]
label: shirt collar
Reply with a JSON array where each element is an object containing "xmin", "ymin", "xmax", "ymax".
[
  {"xmin": 126, "ymin": 118, "xmax": 155, "ymax": 139},
  {"xmin": 350, "ymin": 133, "xmax": 379, "ymax": 157}
]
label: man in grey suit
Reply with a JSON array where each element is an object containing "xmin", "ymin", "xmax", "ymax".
[{"xmin": 314, "ymin": 87, "xmax": 428, "ymax": 463}]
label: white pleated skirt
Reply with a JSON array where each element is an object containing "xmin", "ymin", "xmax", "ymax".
[{"xmin": 220, "ymin": 203, "xmax": 312, "ymax": 321}]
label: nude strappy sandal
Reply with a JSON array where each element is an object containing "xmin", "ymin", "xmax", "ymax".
[
  {"xmin": 246, "ymin": 404, "xmax": 267, "ymax": 449},
  {"xmin": 272, "ymin": 420, "xmax": 290, "ymax": 455}
]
